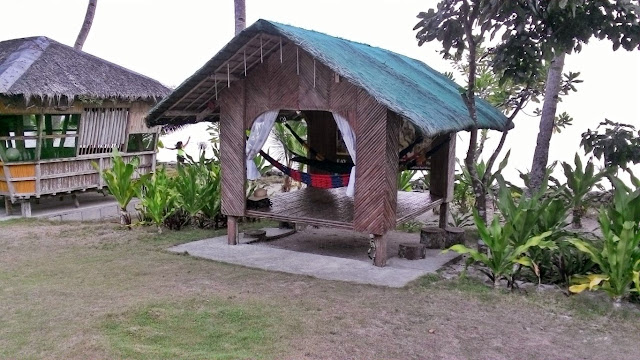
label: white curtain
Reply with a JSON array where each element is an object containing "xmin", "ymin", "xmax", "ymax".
[
  {"xmin": 246, "ymin": 110, "xmax": 280, "ymax": 180},
  {"xmin": 332, "ymin": 113, "xmax": 356, "ymax": 197}
]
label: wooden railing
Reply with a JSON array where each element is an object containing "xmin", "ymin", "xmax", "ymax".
[{"xmin": 0, "ymin": 151, "xmax": 155, "ymax": 201}]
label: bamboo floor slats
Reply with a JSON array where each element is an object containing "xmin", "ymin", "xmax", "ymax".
[{"xmin": 246, "ymin": 187, "xmax": 443, "ymax": 230}]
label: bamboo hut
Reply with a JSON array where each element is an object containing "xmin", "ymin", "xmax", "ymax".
[
  {"xmin": 0, "ymin": 36, "xmax": 170, "ymax": 216},
  {"xmin": 146, "ymin": 20, "xmax": 509, "ymax": 266}
]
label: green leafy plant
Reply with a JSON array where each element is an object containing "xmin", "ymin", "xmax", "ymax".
[
  {"xmin": 560, "ymin": 154, "xmax": 607, "ymax": 228},
  {"xmin": 449, "ymin": 210, "xmax": 474, "ymax": 228},
  {"xmin": 173, "ymin": 154, "xmax": 222, "ymax": 227},
  {"xmin": 397, "ymin": 170, "xmax": 417, "ymax": 191},
  {"xmin": 93, "ymin": 149, "xmax": 149, "ymax": 226},
  {"xmin": 136, "ymin": 167, "xmax": 177, "ymax": 233},
  {"xmin": 446, "ymin": 212, "xmax": 555, "ymax": 288},
  {"xmin": 270, "ymin": 118, "xmax": 307, "ymax": 192},
  {"xmin": 581, "ymin": 119, "xmax": 640, "ymax": 173},
  {"xmin": 568, "ymin": 176, "xmax": 640, "ymax": 306},
  {"xmin": 489, "ymin": 175, "xmax": 573, "ymax": 285},
  {"xmin": 253, "ymin": 152, "xmax": 273, "ymax": 176},
  {"xmin": 397, "ymin": 220, "xmax": 423, "ymax": 233}
]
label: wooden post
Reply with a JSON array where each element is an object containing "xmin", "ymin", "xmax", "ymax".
[
  {"xmin": 429, "ymin": 133, "xmax": 456, "ymax": 229},
  {"xmin": 438, "ymin": 202, "xmax": 449, "ymax": 228},
  {"xmin": 4, "ymin": 197, "xmax": 12, "ymax": 215},
  {"xmin": 373, "ymin": 234, "xmax": 387, "ymax": 267},
  {"xmin": 227, "ymin": 216, "xmax": 239, "ymax": 245},
  {"xmin": 20, "ymin": 199, "xmax": 31, "ymax": 217}
]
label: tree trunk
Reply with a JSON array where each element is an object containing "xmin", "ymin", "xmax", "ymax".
[
  {"xmin": 234, "ymin": 0, "xmax": 246, "ymax": 35},
  {"xmin": 74, "ymin": 0, "xmax": 98, "ymax": 51},
  {"xmin": 529, "ymin": 53, "xmax": 566, "ymax": 191},
  {"xmin": 119, "ymin": 207, "xmax": 131, "ymax": 226},
  {"xmin": 465, "ymin": 128, "xmax": 487, "ymax": 223},
  {"xmin": 571, "ymin": 207, "xmax": 583, "ymax": 229}
]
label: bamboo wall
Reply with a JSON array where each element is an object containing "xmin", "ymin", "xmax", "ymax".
[
  {"xmin": 219, "ymin": 43, "xmax": 400, "ymax": 234},
  {"xmin": 0, "ymin": 99, "xmax": 159, "ymax": 201}
]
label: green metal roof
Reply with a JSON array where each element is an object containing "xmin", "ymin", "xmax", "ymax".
[
  {"xmin": 147, "ymin": 20, "xmax": 510, "ymax": 135},
  {"xmin": 263, "ymin": 20, "xmax": 509, "ymax": 135}
]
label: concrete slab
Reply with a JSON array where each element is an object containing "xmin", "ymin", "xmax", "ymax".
[
  {"xmin": 0, "ymin": 192, "xmax": 138, "ymax": 222},
  {"xmin": 169, "ymin": 229, "xmax": 460, "ymax": 288}
]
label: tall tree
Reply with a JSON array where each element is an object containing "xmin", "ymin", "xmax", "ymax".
[
  {"xmin": 529, "ymin": 53, "xmax": 565, "ymax": 190},
  {"xmin": 74, "ymin": 0, "xmax": 97, "ymax": 51},
  {"xmin": 415, "ymin": 0, "xmax": 640, "ymax": 221},
  {"xmin": 486, "ymin": 1, "xmax": 640, "ymax": 192},
  {"xmin": 415, "ymin": 1, "xmax": 533, "ymax": 222},
  {"xmin": 234, "ymin": 0, "xmax": 246, "ymax": 35}
]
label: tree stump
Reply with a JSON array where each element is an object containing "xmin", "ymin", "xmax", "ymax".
[
  {"xmin": 420, "ymin": 227, "xmax": 447, "ymax": 249},
  {"xmin": 243, "ymin": 229, "xmax": 267, "ymax": 243},
  {"xmin": 444, "ymin": 227, "xmax": 465, "ymax": 248},
  {"xmin": 398, "ymin": 243, "xmax": 426, "ymax": 260}
]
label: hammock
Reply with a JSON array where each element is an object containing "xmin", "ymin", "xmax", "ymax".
[{"xmin": 260, "ymin": 150, "xmax": 350, "ymax": 189}]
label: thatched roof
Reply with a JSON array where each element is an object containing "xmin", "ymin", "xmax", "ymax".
[
  {"xmin": 0, "ymin": 36, "xmax": 170, "ymax": 103},
  {"xmin": 147, "ymin": 20, "xmax": 509, "ymax": 136}
]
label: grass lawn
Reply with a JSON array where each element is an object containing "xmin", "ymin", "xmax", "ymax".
[{"xmin": 1, "ymin": 219, "xmax": 639, "ymax": 359}]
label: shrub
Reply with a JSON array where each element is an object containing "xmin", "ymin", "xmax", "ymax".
[
  {"xmin": 568, "ymin": 175, "xmax": 640, "ymax": 306},
  {"xmin": 136, "ymin": 167, "xmax": 177, "ymax": 233},
  {"xmin": 93, "ymin": 149, "xmax": 149, "ymax": 226}
]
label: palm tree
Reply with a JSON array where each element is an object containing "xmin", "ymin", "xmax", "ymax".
[
  {"xmin": 74, "ymin": 0, "xmax": 98, "ymax": 51},
  {"xmin": 234, "ymin": 0, "xmax": 246, "ymax": 35}
]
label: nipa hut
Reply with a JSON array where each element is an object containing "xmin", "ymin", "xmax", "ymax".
[
  {"xmin": 0, "ymin": 36, "xmax": 170, "ymax": 216},
  {"xmin": 146, "ymin": 20, "xmax": 509, "ymax": 266}
]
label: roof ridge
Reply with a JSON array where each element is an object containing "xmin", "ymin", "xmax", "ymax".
[{"xmin": 0, "ymin": 36, "xmax": 50, "ymax": 92}]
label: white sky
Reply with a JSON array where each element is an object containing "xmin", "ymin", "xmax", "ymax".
[{"xmin": 2, "ymin": 0, "xmax": 639, "ymax": 183}]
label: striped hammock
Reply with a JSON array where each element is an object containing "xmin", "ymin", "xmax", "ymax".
[{"xmin": 259, "ymin": 151, "xmax": 350, "ymax": 189}]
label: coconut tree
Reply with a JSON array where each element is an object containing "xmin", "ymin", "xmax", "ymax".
[
  {"xmin": 234, "ymin": 0, "xmax": 246, "ymax": 35},
  {"xmin": 74, "ymin": 0, "xmax": 97, "ymax": 51}
]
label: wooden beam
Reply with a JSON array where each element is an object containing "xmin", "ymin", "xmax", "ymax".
[
  {"xmin": 429, "ymin": 133, "xmax": 456, "ymax": 201},
  {"xmin": 162, "ymin": 110, "xmax": 220, "ymax": 118},
  {"xmin": 373, "ymin": 234, "xmax": 388, "ymax": 267},
  {"xmin": 20, "ymin": 199, "xmax": 31, "ymax": 217},
  {"xmin": 227, "ymin": 216, "xmax": 238, "ymax": 245},
  {"xmin": 4, "ymin": 196, "xmax": 12, "ymax": 215}
]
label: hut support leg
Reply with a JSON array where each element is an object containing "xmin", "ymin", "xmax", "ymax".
[
  {"xmin": 73, "ymin": 194, "xmax": 80, "ymax": 208},
  {"xmin": 227, "ymin": 216, "xmax": 239, "ymax": 245},
  {"xmin": 438, "ymin": 202, "xmax": 449, "ymax": 229},
  {"xmin": 373, "ymin": 234, "xmax": 388, "ymax": 267},
  {"xmin": 4, "ymin": 197, "xmax": 12, "ymax": 215},
  {"xmin": 20, "ymin": 200, "xmax": 31, "ymax": 217}
]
